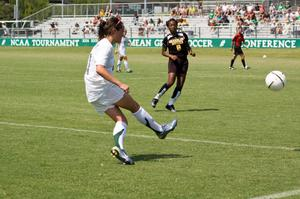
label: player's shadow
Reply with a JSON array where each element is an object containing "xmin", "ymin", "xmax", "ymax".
[
  {"xmin": 155, "ymin": 108, "xmax": 219, "ymax": 112},
  {"xmin": 131, "ymin": 154, "xmax": 191, "ymax": 162},
  {"xmin": 293, "ymin": 148, "xmax": 300, "ymax": 152}
]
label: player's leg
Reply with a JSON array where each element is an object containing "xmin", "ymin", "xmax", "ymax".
[
  {"xmin": 166, "ymin": 60, "xmax": 187, "ymax": 112},
  {"xmin": 117, "ymin": 56, "xmax": 123, "ymax": 72},
  {"xmin": 151, "ymin": 60, "xmax": 176, "ymax": 108},
  {"xmin": 123, "ymin": 56, "xmax": 132, "ymax": 73},
  {"xmin": 240, "ymin": 53, "xmax": 249, "ymax": 69},
  {"xmin": 166, "ymin": 74, "xmax": 186, "ymax": 112},
  {"xmin": 116, "ymin": 93, "xmax": 177, "ymax": 139},
  {"xmin": 230, "ymin": 53, "xmax": 237, "ymax": 70},
  {"xmin": 105, "ymin": 106, "xmax": 134, "ymax": 165}
]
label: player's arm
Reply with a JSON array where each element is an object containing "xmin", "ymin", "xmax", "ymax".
[
  {"xmin": 231, "ymin": 37, "xmax": 236, "ymax": 51},
  {"xmin": 96, "ymin": 65, "xmax": 129, "ymax": 93},
  {"xmin": 161, "ymin": 44, "xmax": 177, "ymax": 61}
]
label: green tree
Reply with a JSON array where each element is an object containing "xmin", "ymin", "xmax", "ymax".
[
  {"xmin": 1, "ymin": 0, "xmax": 49, "ymax": 19},
  {"xmin": 69, "ymin": 0, "xmax": 108, "ymax": 3},
  {"xmin": 0, "ymin": 1, "xmax": 14, "ymax": 20}
]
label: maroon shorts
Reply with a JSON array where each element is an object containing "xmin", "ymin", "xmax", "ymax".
[{"xmin": 168, "ymin": 58, "xmax": 189, "ymax": 75}]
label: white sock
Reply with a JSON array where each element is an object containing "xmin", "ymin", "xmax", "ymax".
[
  {"xmin": 133, "ymin": 107, "xmax": 163, "ymax": 133},
  {"xmin": 124, "ymin": 60, "xmax": 129, "ymax": 70},
  {"xmin": 117, "ymin": 60, "xmax": 121, "ymax": 70},
  {"xmin": 113, "ymin": 121, "xmax": 127, "ymax": 150},
  {"xmin": 155, "ymin": 87, "xmax": 167, "ymax": 99},
  {"xmin": 168, "ymin": 91, "xmax": 181, "ymax": 106}
]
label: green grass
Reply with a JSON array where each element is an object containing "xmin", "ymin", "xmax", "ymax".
[{"xmin": 0, "ymin": 47, "xmax": 299, "ymax": 199}]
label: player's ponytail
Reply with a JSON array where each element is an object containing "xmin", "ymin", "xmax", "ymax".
[
  {"xmin": 97, "ymin": 16, "xmax": 124, "ymax": 40},
  {"xmin": 98, "ymin": 20, "xmax": 106, "ymax": 40}
]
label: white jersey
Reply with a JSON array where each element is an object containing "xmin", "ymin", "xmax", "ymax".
[
  {"xmin": 118, "ymin": 36, "xmax": 129, "ymax": 56},
  {"xmin": 84, "ymin": 38, "xmax": 115, "ymax": 102}
]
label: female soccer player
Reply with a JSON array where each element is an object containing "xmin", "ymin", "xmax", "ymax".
[
  {"xmin": 116, "ymin": 29, "xmax": 132, "ymax": 73},
  {"xmin": 151, "ymin": 18, "xmax": 195, "ymax": 112},
  {"xmin": 84, "ymin": 17, "xmax": 177, "ymax": 165},
  {"xmin": 229, "ymin": 27, "xmax": 249, "ymax": 70}
]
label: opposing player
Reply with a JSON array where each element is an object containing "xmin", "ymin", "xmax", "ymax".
[
  {"xmin": 116, "ymin": 29, "xmax": 132, "ymax": 73},
  {"xmin": 151, "ymin": 18, "xmax": 195, "ymax": 112},
  {"xmin": 229, "ymin": 27, "xmax": 249, "ymax": 70},
  {"xmin": 84, "ymin": 17, "xmax": 177, "ymax": 165}
]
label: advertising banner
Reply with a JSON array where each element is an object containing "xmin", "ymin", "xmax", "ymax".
[{"xmin": 0, "ymin": 38, "xmax": 299, "ymax": 48}]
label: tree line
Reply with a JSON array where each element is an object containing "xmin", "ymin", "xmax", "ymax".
[{"xmin": 0, "ymin": 0, "xmax": 109, "ymax": 20}]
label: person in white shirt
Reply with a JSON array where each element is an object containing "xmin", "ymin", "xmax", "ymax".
[
  {"xmin": 84, "ymin": 16, "xmax": 177, "ymax": 165},
  {"xmin": 116, "ymin": 29, "xmax": 132, "ymax": 73}
]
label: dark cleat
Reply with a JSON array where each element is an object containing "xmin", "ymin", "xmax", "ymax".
[
  {"xmin": 151, "ymin": 98, "xmax": 159, "ymax": 108},
  {"xmin": 165, "ymin": 104, "xmax": 176, "ymax": 112}
]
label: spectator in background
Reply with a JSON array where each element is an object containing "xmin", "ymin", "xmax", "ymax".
[
  {"xmin": 72, "ymin": 22, "xmax": 80, "ymax": 34},
  {"xmin": 295, "ymin": 7, "xmax": 300, "ymax": 20},
  {"xmin": 82, "ymin": 21, "xmax": 90, "ymax": 35},
  {"xmin": 157, "ymin": 18, "xmax": 165, "ymax": 34},
  {"xmin": 133, "ymin": 12, "xmax": 139, "ymax": 25},
  {"xmin": 99, "ymin": 9, "xmax": 105, "ymax": 17},
  {"xmin": 1, "ymin": 22, "xmax": 9, "ymax": 36},
  {"xmin": 49, "ymin": 22, "xmax": 58, "ymax": 34}
]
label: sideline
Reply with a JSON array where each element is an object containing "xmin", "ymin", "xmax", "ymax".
[
  {"xmin": 250, "ymin": 189, "xmax": 300, "ymax": 199},
  {"xmin": 0, "ymin": 121, "xmax": 296, "ymax": 151}
]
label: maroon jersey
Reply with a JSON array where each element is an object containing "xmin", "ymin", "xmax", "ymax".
[
  {"xmin": 162, "ymin": 31, "xmax": 191, "ymax": 59},
  {"xmin": 232, "ymin": 32, "xmax": 245, "ymax": 48}
]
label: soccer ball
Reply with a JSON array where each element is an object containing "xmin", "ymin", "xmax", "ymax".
[{"xmin": 265, "ymin": 71, "xmax": 286, "ymax": 91}]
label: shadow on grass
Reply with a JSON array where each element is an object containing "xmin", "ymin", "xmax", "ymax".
[
  {"xmin": 155, "ymin": 108, "xmax": 219, "ymax": 112},
  {"xmin": 293, "ymin": 148, "xmax": 300, "ymax": 152},
  {"xmin": 131, "ymin": 154, "xmax": 191, "ymax": 162}
]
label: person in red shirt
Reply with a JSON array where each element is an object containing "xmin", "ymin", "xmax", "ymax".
[{"xmin": 230, "ymin": 27, "xmax": 249, "ymax": 70}]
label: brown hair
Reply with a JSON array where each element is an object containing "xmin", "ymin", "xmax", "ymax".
[{"xmin": 98, "ymin": 16, "xmax": 124, "ymax": 40}]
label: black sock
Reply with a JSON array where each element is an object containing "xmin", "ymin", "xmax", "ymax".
[
  {"xmin": 171, "ymin": 87, "xmax": 181, "ymax": 98},
  {"xmin": 230, "ymin": 59, "xmax": 234, "ymax": 67},
  {"xmin": 242, "ymin": 59, "xmax": 246, "ymax": 67},
  {"xmin": 158, "ymin": 83, "xmax": 169, "ymax": 93}
]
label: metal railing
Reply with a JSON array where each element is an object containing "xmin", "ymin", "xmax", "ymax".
[
  {"xmin": 21, "ymin": 2, "xmax": 200, "ymax": 21},
  {"xmin": 2, "ymin": 24, "xmax": 299, "ymax": 39}
]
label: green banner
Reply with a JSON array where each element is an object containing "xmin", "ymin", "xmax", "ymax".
[
  {"xmin": 0, "ymin": 38, "xmax": 299, "ymax": 48},
  {"xmin": 129, "ymin": 38, "xmax": 300, "ymax": 48},
  {"xmin": 0, "ymin": 38, "xmax": 97, "ymax": 47}
]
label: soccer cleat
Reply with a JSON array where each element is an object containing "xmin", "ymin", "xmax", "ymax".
[
  {"xmin": 111, "ymin": 146, "xmax": 134, "ymax": 165},
  {"xmin": 229, "ymin": 66, "xmax": 236, "ymax": 70},
  {"xmin": 151, "ymin": 98, "xmax": 159, "ymax": 108},
  {"xmin": 126, "ymin": 69, "xmax": 133, "ymax": 73},
  {"xmin": 165, "ymin": 104, "xmax": 176, "ymax": 112},
  {"xmin": 156, "ymin": 119, "xmax": 177, "ymax": 139},
  {"xmin": 244, "ymin": 65, "xmax": 250, "ymax": 70},
  {"xmin": 116, "ymin": 69, "xmax": 121, "ymax": 72}
]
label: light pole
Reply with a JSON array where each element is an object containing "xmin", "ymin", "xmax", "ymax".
[
  {"xmin": 15, "ymin": 0, "xmax": 19, "ymax": 28},
  {"xmin": 61, "ymin": 0, "xmax": 64, "ymax": 18}
]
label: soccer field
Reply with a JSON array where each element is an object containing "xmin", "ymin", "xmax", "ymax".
[{"xmin": 0, "ymin": 47, "xmax": 299, "ymax": 199}]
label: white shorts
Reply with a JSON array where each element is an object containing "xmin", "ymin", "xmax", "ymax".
[
  {"xmin": 118, "ymin": 48, "xmax": 126, "ymax": 57},
  {"xmin": 90, "ymin": 84, "xmax": 124, "ymax": 115}
]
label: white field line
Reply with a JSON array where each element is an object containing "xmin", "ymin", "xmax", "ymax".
[
  {"xmin": 250, "ymin": 189, "xmax": 300, "ymax": 199},
  {"xmin": 0, "ymin": 121, "xmax": 296, "ymax": 151},
  {"xmin": 14, "ymin": 77, "xmax": 160, "ymax": 83}
]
